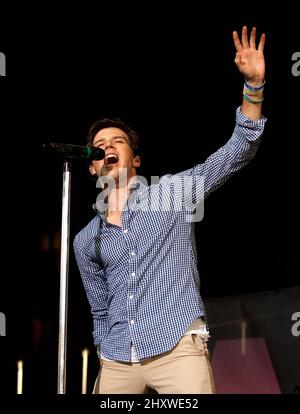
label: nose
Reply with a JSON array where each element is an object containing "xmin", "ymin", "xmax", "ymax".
[{"xmin": 104, "ymin": 141, "xmax": 116, "ymax": 151}]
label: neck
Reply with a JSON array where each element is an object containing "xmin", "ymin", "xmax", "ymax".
[{"xmin": 107, "ymin": 175, "xmax": 137, "ymax": 213}]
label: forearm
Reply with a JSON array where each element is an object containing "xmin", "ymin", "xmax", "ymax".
[
  {"xmin": 172, "ymin": 106, "xmax": 266, "ymax": 204},
  {"xmin": 241, "ymin": 77, "xmax": 264, "ymax": 121},
  {"xmin": 241, "ymin": 96, "xmax": 262, "ymax": 120},
  {"xmin": 241, "ymin": 79, "xmax": 264, "ymax": 120},
  {"xmin": 73, "ymin": 233, "xmax": 109, "ymax": 347}
]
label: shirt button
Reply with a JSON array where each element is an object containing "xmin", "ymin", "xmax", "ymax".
[
  {"xmin": 130, "ymin": 319, "xmax": 134, "ymax": 325},
  {"xmin": 131, "ymin": 251, "xmax": 136, "ymax": 256},
  {"xmin": 123, "ymin": 229, "xmax": 128, "ymax": 234},
  {"xmin": 131, "ymin": 272, "xmax": 135, "ymax": 277},
  {"xmin": 129, "ymin": 295, "xmax": 133, "ymax": 299}
]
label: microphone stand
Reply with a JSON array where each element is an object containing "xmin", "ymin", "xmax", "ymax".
[
  {"xmin": 41, "ymin": 143, "xmax": 104, "ymax": 394},
  {"xmin": 57, "ymin": 160, "xmax": 71, "ymax": 394}
]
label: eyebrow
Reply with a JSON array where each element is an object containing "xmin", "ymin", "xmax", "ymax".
[{"xmin": 94, "ymin": 136, "xmax": 127, "ymax": 146}]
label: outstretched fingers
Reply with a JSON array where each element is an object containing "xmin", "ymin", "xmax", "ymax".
[
  {"xmin": 234, "ymin": 26, "xmax": 265, "ymax": 53},
  {"xmin": 258, "ymin": 33, "xmax": 266, "ymax": 52},
  {"xmin": 241, "ymin": 26, "xmax": 249, "ymax": 48},
  {"xmin": 249, "ymin": 27, "xmax": 256, "ymax": 49},
  {"xmin": 233, "ymin": 31, "xmax": 243, "ymax": 52}
]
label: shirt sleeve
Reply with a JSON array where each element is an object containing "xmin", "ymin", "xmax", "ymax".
[
  {"xmin": 73, "ymin": 233, "xmax": 108, "ymax": 348},
  {"xmin": 169, "ymin": 106, "xmax": 267, "ymax": 209}
]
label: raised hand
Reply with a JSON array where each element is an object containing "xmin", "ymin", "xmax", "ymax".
[{"xmin": 233, "ymin": 26, "xmax": 265, "ymax": 85}]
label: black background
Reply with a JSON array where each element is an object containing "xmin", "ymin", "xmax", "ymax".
[{"xmin": 0, "ymin": 5, "xmax": 299, "ymax": 395}]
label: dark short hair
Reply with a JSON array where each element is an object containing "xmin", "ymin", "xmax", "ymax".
[{"xmin": 87, "ymin": 117, "xmax": 141, "ymax": 155}]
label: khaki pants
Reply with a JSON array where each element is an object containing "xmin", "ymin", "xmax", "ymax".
[{"xmin": 93, "ymin": 334, "xmax": 216, "ymax": 394}]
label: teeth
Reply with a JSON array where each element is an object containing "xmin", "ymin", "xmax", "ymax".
[{"xmin": 105, "ymin": 154, "xmax": 119, "ymax": 164}]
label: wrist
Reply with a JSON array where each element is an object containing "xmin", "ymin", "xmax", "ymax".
[
  {"xmin": 243, "ymin": 80, "xmax": 265, "ymax": 104},
  {"xmin": 245, "ymin": 77, "xmax": 265, "ymax": 87}
]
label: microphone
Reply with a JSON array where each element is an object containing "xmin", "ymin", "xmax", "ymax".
[{"xmin": 42, "ymin": 143, "xmax": 105, "ymax": 160}]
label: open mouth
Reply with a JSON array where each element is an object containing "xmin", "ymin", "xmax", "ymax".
[{"xmin": 105, "ymin": 154, "xmax": 119, "ymax": 165}]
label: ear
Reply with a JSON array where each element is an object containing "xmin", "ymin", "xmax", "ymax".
[
  {"xmin": 89, "ymin": 164, "xmax": 97, "ymax": 176},
  {"xmin": 132, "ymin": 155, "xmax": 141, "ymax": 168}
]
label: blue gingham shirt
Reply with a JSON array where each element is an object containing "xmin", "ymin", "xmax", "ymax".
[{"xmin": 73, "ymin": 107, "xmax": 266, "ymax": 362}]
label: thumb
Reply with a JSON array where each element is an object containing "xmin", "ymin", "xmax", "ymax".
[{"xmin": 234, "ymin": 52, "xmax": 241, "ymax": 66}]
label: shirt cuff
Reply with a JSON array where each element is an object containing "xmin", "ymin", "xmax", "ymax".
[
  {"xmin": 96, "ymin": 347, "xmax": 101, "ymax": 359},
  {"xmin": 93, "ymin": 317, "xmax": 109, "ymax": 348},
  {"xmin": 236, "ymin": 106, "xmax": 267, "ymax": 130}
]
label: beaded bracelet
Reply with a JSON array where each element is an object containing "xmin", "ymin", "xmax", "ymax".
[
  {"xmin": 244, "ymin": 79, "xmax": 266, "ymax": 92},
  {"xmin": 243, "ymin": 91, "xmax": 264, "ymax": 104},
  {"xmin": 243, "ymin": 85, "xmax": 264, "ymax": 97}
]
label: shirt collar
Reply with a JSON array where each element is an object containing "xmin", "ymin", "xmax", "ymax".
[{"xmin": 92, "ymin": 177, "xmax": 147, "ymax": 216}]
